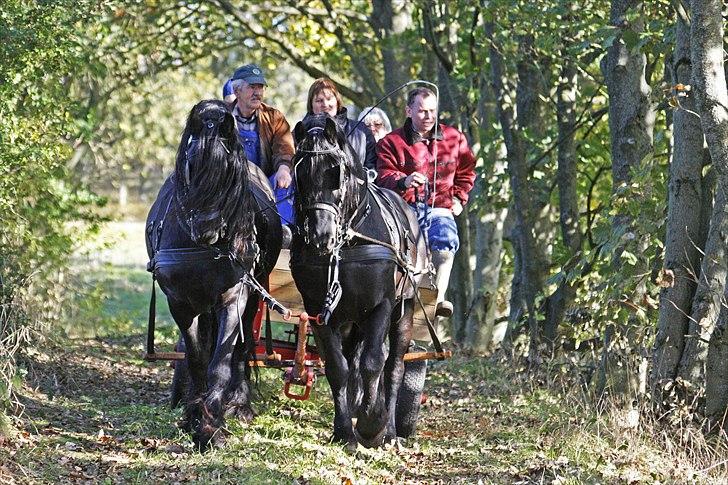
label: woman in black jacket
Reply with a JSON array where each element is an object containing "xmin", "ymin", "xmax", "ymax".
[{"xmin": 304, "ymin": 78, "xmax": 377, "ymax": 174}]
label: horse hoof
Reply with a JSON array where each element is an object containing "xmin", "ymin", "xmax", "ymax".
[
  {"xmin": 354, "ymin": 425, "xmax": 387, "ymax": 449},
  {"xmin": 227, "ymin": 404, "xmax": 256, "ymax": 423},
  {"xmin": 344, "ymin": 440, "xmax": 358, "ymax": 454},
  {"xmin": 194, "ymin": 425, "xmax": 228, "ymax": 452},
  {"xmin": 179, "ymin": 415, "xmax": 198, "ymax": 433},
  {"xmin": 330, "ymin": 432, "xmax": 357, "ymax": 452}
]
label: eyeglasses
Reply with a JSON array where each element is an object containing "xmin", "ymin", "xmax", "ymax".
[{"xmin": 366, "ymin": 121, "xmax": 384, "ymax": 129}]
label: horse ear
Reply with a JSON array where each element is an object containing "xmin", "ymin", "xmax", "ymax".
[
  {"xmin": 222, "ymin": 110, "xmax": 236, "ymax": 137},
  {"xmin": 324, "ymin": 117, "xmax": 337, "ymax": 141},
  {"xmin": 293, "ymin": 121, "xmax": 306, "ymax": 145}
]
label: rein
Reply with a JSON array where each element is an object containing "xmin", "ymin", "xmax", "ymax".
[
  {"xmin": 292, "ymin": 115, "xmax": 446, "ymax": 355},
  {"xmin": 145, "ymin": 190, "xmax": 291, "ymax": 358}
]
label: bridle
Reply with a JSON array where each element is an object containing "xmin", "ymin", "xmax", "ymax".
[
  {"xmin": 292, "ymin": 125, "xmax": 372, "ymax": 324},
  {"xmin": 292, "ymin": 126, "xmax": 369, "ymax": 250}
]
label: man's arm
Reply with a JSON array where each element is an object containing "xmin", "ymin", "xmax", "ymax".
[
  {"xmin": 271, "ymin": 115, "xmax": 295, "ymax": 188},
  {"xmin": 376, "ymin": 137, "xmax": 408, "ymax": 193},
  {"xmin": 452, "ymin": 131, "xmax": 477, "ymax": 205},
  {"xmin": 271, "ymin": 115, "xmax": 295, "ymax": 171}
]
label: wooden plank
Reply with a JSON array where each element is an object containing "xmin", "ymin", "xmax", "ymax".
[
  {"xmin": 403, "ymin": 350, "xmax": 452, "ymax": 361},
  {"xmin": 269, "ymin": 250, "xmax": 306, "ymax": 319}
]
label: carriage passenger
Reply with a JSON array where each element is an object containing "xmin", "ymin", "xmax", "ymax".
[
  {"xmin": 305, "ymin": 78, "xmax": 378, "ymax": 175},
  {"xmin": 376, "ymin": 87, "xmax": 476, "ymax": 338},
  {"xmin": 222, "ymin": 78, "xmax": 236, "ymax": 104},
  {"xmin": 358, "ymin": 106, "xmax": 392, "ymax": 142},
  {"xmin": 228, "ymin": 64, "xmax": 295, "ymax": 246}
]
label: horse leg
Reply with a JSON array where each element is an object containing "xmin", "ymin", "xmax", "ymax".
[
  {"xmin": 224, "ymin": 296, "xmax": 259, "ymax": 423},
  {"xmin": 196, "ymin": 283, "xmax": 250, "ymax": 451},
  {"xmin": 354, "ymin": 300, "xmax": 393, "ymax": 448},
  {"xmin": 169, "ymin": 304, "xmax": 210, "ymax": 435},
  {"xmin": 314, "ymin": 324, "xmax": 357, "ymax": 451},
  {"xmin": 382, "ymin": 299, "xmax": 414, "ymax": 443},
  {"xmin": 170, "ymin": 336, "xmax": 187, "ymax": 409}
]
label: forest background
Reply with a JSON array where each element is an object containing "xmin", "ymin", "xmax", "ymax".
[{"xmin": 3, "ymin": 0, "xmax": 728, "ymax": 479}]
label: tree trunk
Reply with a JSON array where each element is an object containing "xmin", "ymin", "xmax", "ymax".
[
  {"xmin": 370, "ymin": 0, "xmax": 412, "ymax": 114},
  {"xmin": 464, "ymin": 203, "xmax": 508, "ymax": 350},
  {"xmin": 543, "ymin": 58, "xmax": 581, "ymax": 345},
  {"xmin": 450, "ymin": 208, "xmax": 473, "ymax": 344},
  {"xmin": 689, "ymin": 0, "xmax": 728, "ymax": 422},
  {"xmin": 489, "ymin": 28, "xmax": 546, "ymax": 363},
  {"xmin": 652, "ymin": 10, "xmax": 705, "ymax": 390},
  {"xmin": 677, "ymin": 175, "xmax": 726, "ymax": 391},
  {"xmin": 599, "ymin": 0, "xmax": 655, "ymax": 395}
]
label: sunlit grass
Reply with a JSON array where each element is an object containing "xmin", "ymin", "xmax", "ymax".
[{"xmin": 5, "ymin": 237, "xmax": 728, "ymax": 483}]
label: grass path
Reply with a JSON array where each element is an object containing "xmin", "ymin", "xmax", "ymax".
[{"xmin": 0, "ymin": 222, "xmax": 721, "ymax": 483}]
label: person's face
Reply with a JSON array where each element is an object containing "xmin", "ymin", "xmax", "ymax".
[
  {"xmin": 312, "ymin": 89, "xmax": 339, "ymax": 117},
  {"xmin": 406, "ymin": 94, "xmax": 437, "ymax": 135},
  {"xmin": 364, "ymin": 116, "xmax": 387, "ymax": 141},
  {"xmin": 236, "ymin": 81, "xmax": 266, "ymax": 116}
]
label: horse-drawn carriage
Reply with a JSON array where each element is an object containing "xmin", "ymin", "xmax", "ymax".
[{"xmin": 145, "ymin": 100, "xmax": 451, "ymax": 451}]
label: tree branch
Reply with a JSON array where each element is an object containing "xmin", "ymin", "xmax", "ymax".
[{"xmin": 211, "ymin": 0, "xmax": 367, "ymax": 106}]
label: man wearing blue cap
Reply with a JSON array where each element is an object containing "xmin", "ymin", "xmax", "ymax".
[{"xmin": 228, "ymin": 64, "xmax": 295, "ymax": 244}]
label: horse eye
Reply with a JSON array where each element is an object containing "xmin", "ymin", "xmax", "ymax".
[{"xmin": 322, "ymin": 165, "xmax": 341, "ymax": 190}]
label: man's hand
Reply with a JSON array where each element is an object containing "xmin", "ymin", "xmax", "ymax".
[
  {"xmin": 404, "ymin": 171, "xmax": 428, "ymax": 188},
  {"xmin": 451, "ymin": 197, "xmax": 463, "ymax": 216},
  {"xmin": 275, "ymin": 165, "xmax": 292, "ymax": 188}
]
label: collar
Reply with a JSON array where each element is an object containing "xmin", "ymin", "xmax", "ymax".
[
  {"xmin": 232, "ymin": 104, "xmax": 258, "ymax": 122},
  {"xmin": 403, "ymin": 118, "xmax": 444, "ymax": 146}
]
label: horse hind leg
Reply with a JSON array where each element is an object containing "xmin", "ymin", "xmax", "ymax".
[
  {"xmin": 354, "ymin": 300, "xmax": 392, "ymax": 448},
  {"xmin": 382, "ymin": 299, "xmax": 414, "ymax": 444}
]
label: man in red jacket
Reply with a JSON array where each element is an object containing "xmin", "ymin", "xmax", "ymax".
[{"xmin": 376, "ymin": 87, "xmax": 476, "ymax": 336}]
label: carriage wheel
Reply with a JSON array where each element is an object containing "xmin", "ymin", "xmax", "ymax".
[{"xmin": 395, "ymin": 344, "xmax": 428, "ymax": 438}]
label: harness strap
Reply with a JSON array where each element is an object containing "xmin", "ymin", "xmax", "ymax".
[
  {"xmin": 265, "ymin": 301, "xmax": 274, "ymax": 357},
  {"xmin": 319, "ymin": 252, "xmax": 342, "ymax": 325},
  {"xmin": 146, "ymin": 274, "xmax": 157, "ymax": 356}
]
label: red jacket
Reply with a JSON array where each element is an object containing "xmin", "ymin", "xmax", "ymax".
[{"xmin": 376, "ymin": 119, "xmax": 476, "ymax": 209}]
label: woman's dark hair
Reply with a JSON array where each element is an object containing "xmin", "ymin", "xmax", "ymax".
[{"xmin": 306, "ymin": 78, "xmax": 344, "ymax": 114}]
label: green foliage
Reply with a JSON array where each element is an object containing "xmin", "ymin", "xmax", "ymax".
[{"xmin": 0, "ymin": 0, "xmax": 104, "ymax": 412}]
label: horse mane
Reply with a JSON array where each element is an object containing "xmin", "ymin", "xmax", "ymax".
[
  {"xmin": 174, "ymin": 99, "xmax": 254, "ymax": 256},
  {"xmin": 294, "ymin": 113, "xmax": 366, "ymax": 218}
]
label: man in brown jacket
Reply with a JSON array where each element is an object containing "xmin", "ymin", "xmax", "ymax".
[{"xmin": 229, "ymin": 64, "xmax": 295, "ymax": 243}]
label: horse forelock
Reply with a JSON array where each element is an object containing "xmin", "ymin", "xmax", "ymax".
[
  {"xmin": 173, "ymin": 100, "xmax": 255, "ymax": 253},
  {"xmin": 294, "ymin": 126, "xmax": 363, "ymax": 219}
]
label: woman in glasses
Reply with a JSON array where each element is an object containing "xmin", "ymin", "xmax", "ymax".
[{"xmin": 358, "ymin": 106, "xmax": 392, "ymax": 142}]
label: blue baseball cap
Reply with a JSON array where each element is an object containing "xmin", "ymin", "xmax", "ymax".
[
  {"xmin": 222, "ymin": 79, "xmax": 234, "ymax": 99},
  {"xmin": 231, "ymin": 63, "xmax": 267, "ymax": 85}
]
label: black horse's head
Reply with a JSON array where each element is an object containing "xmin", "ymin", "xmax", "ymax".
[
  {"xmin": 293, "ymin": 114, "xmax": 366, "ymax": 255},
  {"xmin": 174, "ymin": 99, "xmax": 254, "ymax": 256}
]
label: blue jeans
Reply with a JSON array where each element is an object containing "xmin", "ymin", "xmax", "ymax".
[
  {"xmin": 410, "ymin": 204, "xmax": 459, "ymax": 253},
  {"xmin": 268, "ymin": 174, "xmax": 295, "ymax": 225}
]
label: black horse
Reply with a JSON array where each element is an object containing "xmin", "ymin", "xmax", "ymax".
[
  {"xmin": 290, "ymin": 114, "xmax": 427, "ymax": 449},
  {"xmin": 145, "ymin": 100, "xmax": 281, "ymax": 451}
]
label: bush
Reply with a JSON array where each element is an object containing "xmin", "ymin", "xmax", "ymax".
[{"xmin": 0, "ymin": 0, "xmax": 101, "ymax": 421}]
